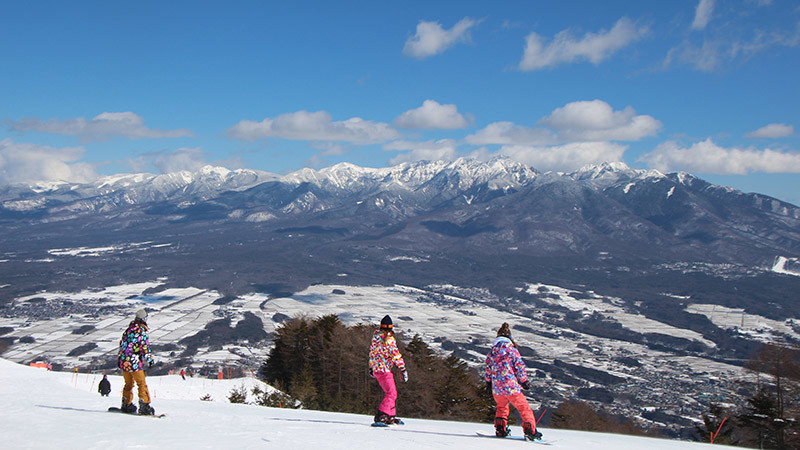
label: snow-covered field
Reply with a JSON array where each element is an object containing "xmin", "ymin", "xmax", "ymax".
[
  {"xmin": 525, "ymin": 283, "xmax": 717, "ymax": 347},
  {"xmin": 686, "ymin": 303, "xmax": 800, "ymax": 340},
  {"xmin": 773, "ymin": 256, "xmax": 800, "ymax": 276},
  {"xmin": 0, "ymin": 358, "xmax": 726, "ymax": 449},
  {"xmin": 47, "ymin": 242, "xmax": 173, "ymax": 257},
  {"xmin": 1, "ymin": 281, "xmax": 753, "ymax": 392}
]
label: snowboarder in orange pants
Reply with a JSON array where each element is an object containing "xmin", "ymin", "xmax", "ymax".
[
  {"xmin": 485, "ymin": 322, "xmax": 542, "ymax": 441},
  {"xmin": 117, "ymin": 309, "xmax": 155, "ymax": 415}
]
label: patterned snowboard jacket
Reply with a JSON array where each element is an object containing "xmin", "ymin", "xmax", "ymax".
[
  {"xmin": 368, "ymin": 330, "xmax": 406, "ymax": 374},
  {"xmin": 484, "ymin": 336, "xmax": 529, "ymax": 396},
  {"xmin": 117, "ymin": 320, "xmax": 153, "ymax": 372}
]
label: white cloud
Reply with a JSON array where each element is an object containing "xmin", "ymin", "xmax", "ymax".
[
  {"xmin": 305, "ymin": 142, "xmax": 350, "ymax": 168},
  {"xmin": 152, "ymin": 147, "xmax": 209, "ymax": 173},
  {"xmin": 663, "ymin": 40, "xmax": 722, "ymax": 71},
  {"xmin": 8, "ymin": 112, "xmax": 193, "ymax": 141},
  {"xmin": 497, "ymin": 142, "xmax": 628, "ymax": 172},
  {"xmin": 384, "ymin": 139, "xmax": 458, "ymax": 164},
  {"xmin": 126, "ymin": 147, "xmax": 209, "ymax": 173},
  {"xmin": 540, "ymin": 100, "xmax": 661, "ymax": 141},
  {"xmin": 692, "ymin": 0, "xmax": 715, "ymax": 31},
  {"xmin": 402, "ymin": 17, "xmax": 478, "ymax": 59},
  {"xmin": 127, "ymin": 147, "xmax": 247, "ymax": 174},
  {"xmin": 746, "ymin": 123, "xmax": 795, "ymax": 138},
  {"xmin": 519, "ymin": 17, "xmax": 648, "ymax": 71},
  {"xmin": 730, "ymin": 26, "xmax": 800, "ymax": 58},
  {"xmin": 466, "ymin": 100, "xmax": 659, "ymax": 146},
  {"xmin": 665, "ymin": 7, "xmax": 800, "ymax": 72},
  {"xmin": 394, "ymin": 100, "xmax": 469, "ymax": 130},
  {"xmin": 465, "ymin": 122, "xmax": 555, "ymax": 146},
  {"xmin": 0, "ymin": 138, "xmax": 98, "ymax": 183},
  {"xmin": 227, "ymin": 110, "xmax": 400, "ymax": 144},
  {"xmin": 640, "ymin": 138, "xmax": 800, "ymax": 174}
]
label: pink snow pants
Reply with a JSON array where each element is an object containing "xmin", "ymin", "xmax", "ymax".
[
  {"xmin": 494, "ymin": 393, "xmax": 536, "ymax": 428},
  {"xmin": 374, "ymin": 371, "xmax": 397, "ymax": 415}
]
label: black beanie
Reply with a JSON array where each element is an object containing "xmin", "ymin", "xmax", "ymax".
[{"xmin": 380, "ymin": 315, "xmax": 393, "ymax": 330}]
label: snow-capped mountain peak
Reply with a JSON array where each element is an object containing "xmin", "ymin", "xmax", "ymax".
[
  {"xmin": 28, "ymin": 180, "xmax": 72, "ymax": 193},
  {"xmin": 198, "ymin": 165, "xmax": 232, "ymax": 178},
  {"xmin": 283, "ymin": 157, "xmax": 536, "ymax": 193},
  {"xmin": 571, "ymin": 161, "xmax": 665, "ymax": 186}
]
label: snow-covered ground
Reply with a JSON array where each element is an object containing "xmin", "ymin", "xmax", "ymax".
[
  {"xmin": 773, "ymin": 256, "xmax": 800, "ymax": 276},
  {"xmin": 0, "ymin": 358, "xmax": 726, "ymax": 449},
  {"xmin": 686, "ymin": 303, "xmax": 799, "ymax": 340},
  {"xmin": 47, "ymin": 242, "xmax": 173, "ymax": 257},
  {"xmin": 525, "ymin": 283, "xmax": 717, "ymax": 347}
]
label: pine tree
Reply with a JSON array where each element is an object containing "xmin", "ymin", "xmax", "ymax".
[
  {"xmin": 739, "ymin": 389, "xmax": 779, "ymax": 448},
  {"xmin": 291, "ymin": 366, "xmax": 319, "ymax": 408},
  {"xmin": 694, "ymin": 403, "xmax": 735, "ymax": 445},
  {"xmin": 227, "ymin": 384, "xmax": 248, "ymax": 404},
  {"xmin": 741, "ymin": 344, "xmax": 800, "ymax": 449}
]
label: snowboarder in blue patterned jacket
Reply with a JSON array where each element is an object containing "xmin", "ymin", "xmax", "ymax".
[
  {"xmin": 485, "ymin": 322, "xmax": 542, "ymax": 441},
  {"xmin": 117, "ymin": 308, "xmax": 155, "ymax": 415}
]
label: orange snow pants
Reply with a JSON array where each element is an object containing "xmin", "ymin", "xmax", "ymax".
[
  {"xmin": 494, "ymin": 392, "xmax": 536, "ymax": 429},
  {"xmin": 122, "ymin": 370, "xmax": 150, "ymax": 404}
]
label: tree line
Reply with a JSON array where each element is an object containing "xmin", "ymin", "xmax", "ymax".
[
  {"xmin": 257, "ymin": 314, "xmax": 494, "ymax": 422},
  {"xmin": 248, "ymin": 314, "xmax": 800, "ymax": 448}
]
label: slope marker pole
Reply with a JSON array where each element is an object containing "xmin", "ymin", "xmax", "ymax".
[{"xmin": 711, "ymin": 417, "xmax": 727, "ymax": 444}]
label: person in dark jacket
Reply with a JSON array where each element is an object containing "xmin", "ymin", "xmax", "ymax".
[
  {"xmin": 98, "ymin": 374, "xmax": 111, "ymax": 396},
  {"xmin": 117, "ymin": 308, "xmax": 155, "ymax": 415}
]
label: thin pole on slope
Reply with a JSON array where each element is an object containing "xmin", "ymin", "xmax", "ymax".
[
  {"xmin": 536, "ymin": 408, "xmax": 547, "ymax": 427},
  {"xmin": 711, "ymin": 416, "xmax": 727, "ymax": 444}
]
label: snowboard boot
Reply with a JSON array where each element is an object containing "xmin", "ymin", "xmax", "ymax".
[
  {"xmin": 522, "ymin": 421, "xmax": 542, "ymax": 441},
  {"xmin": 374, "ymin": 411, "xmax": 395, "ymax": 425},
  {"xmin": 138, "ymin": 399, "xmax": 155, "ymax": 416},
  {"xmin": 120, "ymin": 399, "xmax": 137, "ymax": 414},
  {"xmin": 494, "ymin": 417, "xmax": 511, "ymax": 437}
]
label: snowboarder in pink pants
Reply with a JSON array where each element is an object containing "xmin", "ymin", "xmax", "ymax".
[
  {"xmin": 485, "ymin": 322, "xmax": 542, "ymax": 441},
  {"xmin": 369, "ymin": 315, "xmax": 408, "ymax": 425}
]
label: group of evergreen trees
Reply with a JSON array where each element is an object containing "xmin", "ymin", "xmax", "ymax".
[
  {"xmin": 258, "ymin": 315, "xmax": 494, "ymax": 422},
  {"xmin": 693, "ymin": 344, "xmax": 800, "ymax": 449},
  {"xmin": 254, "ymin": 315, "xmax": 800, "ymax": 448}
]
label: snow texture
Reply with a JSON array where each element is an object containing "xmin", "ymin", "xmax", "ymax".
[{"xmin": 0, "ymin": 358, "xmax": 723, "ymax": 449}]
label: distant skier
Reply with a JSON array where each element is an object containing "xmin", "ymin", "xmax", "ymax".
[
  {"xmin": 180, "ymin": 369, "xmax": 185, "ymax": 380},
  {"xmin": 485, "ymin": 322, "xmax": 542, "ymax": 441},
  {"xmin": 117, "ymin": 308, "xmax": 156, "ymax": 415},
  {"xmin": 98, "ymin": 374, "xmax": 111, "ymax": 397},
  {"xmin": 368, "ymin": 315, "xmax": 408, "ymax": 425}
]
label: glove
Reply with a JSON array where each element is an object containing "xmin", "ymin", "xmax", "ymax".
[
  {"xmin": 369, "ymin": 368, "xmax": 374, "ymax": 378},
  {"xmin": 520, "ymin": 380, "xmax": 531, "ymax": 390},
  {"xmin": 401, "ymin": 369, "xmax": 408, "ymax": 382}
]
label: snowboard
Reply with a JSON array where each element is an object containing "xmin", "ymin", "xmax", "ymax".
[
  {"xmin": 108, "ymin": 406, "xmax": 166, "ymax": 418},
  {"xmin": 476, "ymin": 432, "xmax": 555, "ymax": 445},
  {"xmin": 371, "ymin": 419, "xmax": 404, "ymax": 427}
]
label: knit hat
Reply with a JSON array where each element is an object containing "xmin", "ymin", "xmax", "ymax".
[
  {"xmin": 497, "ymin": 322, "xmax": 512, "ymax": 338},
  {"xmin": 380, "ymin": 315, "xmax": 393, "ymax": 330},
  {"xmin": 135, "ymin": 308, "xmax": 148, "ymax": 322}
]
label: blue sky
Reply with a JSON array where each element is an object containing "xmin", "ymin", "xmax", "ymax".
[{"xmin": 1, "ymin": 0, "xmax": 799, "ymax": 204}]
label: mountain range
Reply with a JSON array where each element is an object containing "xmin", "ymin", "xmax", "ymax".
[{"xmin": 1, "ymin": 157, "xmax": 799, "ymax": 317}]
